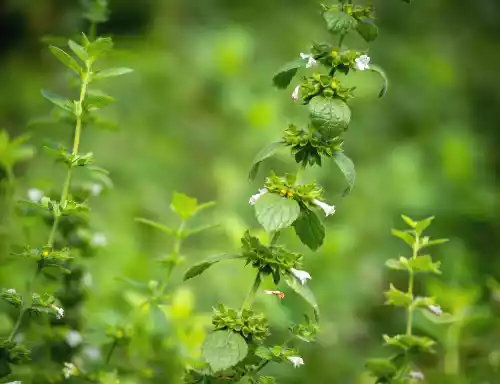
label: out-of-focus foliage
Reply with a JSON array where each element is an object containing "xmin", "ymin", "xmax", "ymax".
[{"xmin": 0, "ymin": 0, "xmax": 499, "ymax": 382}]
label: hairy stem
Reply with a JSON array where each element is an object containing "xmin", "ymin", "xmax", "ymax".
[{"xmin": 241, "ymin": 271, "xmax": 262, "ymax": 311}]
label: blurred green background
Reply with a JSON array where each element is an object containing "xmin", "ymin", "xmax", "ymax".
[{"xmin": 1, "ymin": 0, "xmax": 500, "ymax": 382}]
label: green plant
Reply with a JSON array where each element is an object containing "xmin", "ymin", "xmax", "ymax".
[{"xmin": 365, "ymin": 216, "xmax": 448, "ymax": 383}]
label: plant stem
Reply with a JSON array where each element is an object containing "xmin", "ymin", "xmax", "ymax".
[
  {"xmin": 241, "ymin": 271, "xmax": 262, "ymax": 311},
  {"xmin": 158, "ymin": 220, "xmax": 185, "ymax": 295},
  {"xmin": 444, "ymin": 322, "xmax": 461, "ymax": 376},
  {"xmin": 338, "ymin": 33, "xmax": 346, "ymax": 49},
  {"xmin": 406, "ymin": 235, "xmax": 419, "ymax": 336},
  {"xmin": 105, "ymin": 339, "xmax": 118, "ymax": 365}
]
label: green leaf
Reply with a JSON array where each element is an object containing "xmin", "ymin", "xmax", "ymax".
[
  {"xmin": 408, "ymin": 255, "xmax": 441, "ymax": 274},
  {"xmin": 134, "ymin": 218, "xmax": 173, "ymax": 235},
  {"xmin": 201, "ymin": 330, "xmax": 248, "ymax": 373},
  {"xmin": 415, "ymin": 216, "xmax": 434, "ymax": 235},
  {"xmin": 255, "ymin": 345, "xmax": 273, "ymax": 360},
  {"xmin": 272, "ymin": 58, "xmax": 308, "ymax": 89},
  {"xmin": 333, "ymin": 151, "xmax": 355, "ymax": 195},
  {"xmin": 420, "ymin": 238, "xmax": 449, "ymax": 249},
  {"xmin": 68, "ymin": 39, "xmax": 88, "ymax": 62},
  {"xmin": 356, "ymin": 18, "xmax": 379, "ymax": 42},
  {"xmin": 365, "ymin": 358, "xmax": 397, "ymax": 379},
  {"xmin": 383, "ymin": 334, "xmax": 436, "ymax": 353},
  {"xmin": 401, "ymin": 214, "xmax": 417, "ymax": 228},
  {"xmin": 384, "ymin": 284, "xmax": 413, "ymax": 307},
  {"xmin": 308, "ymin": 96, "xmax": 351, "ymax": 137},
  {"xmin": 85, "ymin": 94, "xmax": 115, "ymax": 111},
  {"xmin": 293, "ymin": 208, "xmax": 325, "ymax": 251},
  {"xmin": 184, "ymin": 254, "xmax": 243, "ymax": 281},
  {"xmin": 184, "ymin": 223, "xmax": 220, "ymax": 238},
  {"xmin": 170, "ymin": 192, "xmax": 198, "ymax": 220},
  {"xmin": 254, "ymin": 193, "xmax": 300, "ymax": 233},
  {"xmin": 87, "ymin": 37, "xmax": 113, "ymax": 59},
  {"xmin": 391, "ymin": 229, "xmax": 414, "ymax": 247},
  {"xmin": 92, "ymin": 67, "xmax": 134, "ymax": 81},
  {"xmin": 41, "ymin": 90, "xmax": 74, "ymax": 113},
  {"xmin": 285, "ymin": 276, "xmax": 319, "ymax": 321},
  {"xmin": 323, "ymin": 8, "xmax": 357, "ymax": 35},
  {"xmin": 49, "ymin": 46, "xmax": 81, "ymax": 75},
  {"xmin": 249, "ymin": 141, "xmax": 283, "ymax": 180},
  {"xmin": 369, "ymin": 64, "xmax": 389, "ymax": 98}
]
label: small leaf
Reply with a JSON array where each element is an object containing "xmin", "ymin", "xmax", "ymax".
[
  {"xmin": 401, "ymin": 214, "xmax": 417, "ymax": 228},
  {"xmin": 87, "ymin": 37, "xmax": 113, "ymax": 59},
  {"xmin": 333, "ymin": 151, "xmax": 355, "ymax": 195},
  {"xmin": 41, "ymin": 90, "xmax": 74, "ymax": 113},
  {"xmin": 184, "ymin": 223, "xmax": 220, "ymax": 238},
  {"xmin": 365, "ymin": 358, "xmax": 397, "ymax": 379},
  {"xmin": 356, "ymin": 18, "xmax": 379, "ymax": 42},
  {"xmin": 184, "ymin": 254, "xmax": 244, "ymax": 281},
  {"xmin": 308, "ymin": 96, "xmax": 351, "ymax": 137},
  {"xmin": 92, "ymin": 67, "xmax": 134, "ymax": 80},
  {"xmin": 254, "ymin": 193, "xmax": 301, "ymax": 233},
  {"xmin": 415, "ymin": 216, "xmax": 434, "ymax": 235},
  {"xmin": 255, "ymin": 346, "xmax": 273, "ymax": 360},
  {"xmin": 285, "ymin": 276, "xmax": 319, "ymax": 321},
  {"xmin": 272, "ymin": 58, "xmax": 308, "ymax": 89},
  {"xmin": 383, "ymin": 334, "xmax": 436, "ymax": 353},
  {"xmin": 369, "ymin": 64, "xmax": 389, "ymax": 98},
  {"xmin": 293, "ymin": 208, "xmax": 325, "ymax": 251},
  {"xmin": 323, "ymin": 8, "xmax": 357, "ymax": 35},
  {"xmin": 408, "ymin": 255, "xmax": 441, "ymax": 274},
  {"xmin": 420, "ymin": 238, "xmax": 449, "ymax": 249},
  {"xmin": 170, "ymin": 192, "xmax": 198, "ymax": 220},
  {"xmin": 249, "ymin": 141, "xmax": 283, "ymax": 180},
  {"xmin": 391, "ymin": 229, "xmax": 414, "ymax": 247},
  {"xmin": 68, "ymin": 40, "xmax": 88, "ymax": 62},
  {"xmin": 384, "ymin": 284, "xmax": 413, "ymax": 307},
  {"xmin": 134, "ymin": 218, "xmax": 173, "ymax": 235},
  {"xmin": 201, "ymin": 330, "xmax": 248, "ymax": 372},
  {"xmin": 49, "ymin": 46, "xmax": 81, "ymax": 75},
  {"xmin": 85, "ymin": 94, "xmax": 115, "ymax": 111}
]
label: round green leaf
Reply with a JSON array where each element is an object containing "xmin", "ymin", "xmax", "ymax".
[
  {"xmin": 201, "ymin": 330, "xmax": 248, "ymax": 373},
  {"xmin": 323, "ymin": 9, "xmax": 357, "ymax": 35},
  {"xmin": 293, "ymin": 208, "xmax": 325, "ymax": 251},
  {"xmin": 308, "ymin": 96, "xmax": 351, "ymax": 137},
  {"xmin": 254, "ymin": 193, "xmax": 300, "ymax": 233}
]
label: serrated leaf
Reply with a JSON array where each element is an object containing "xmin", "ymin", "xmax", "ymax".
[
  {"xmin": 92, "ymin": 67, "xmax": 134, "ymax": 81},
  {"xmin": 49, "ymin": 46, "xmax": 81, "ymax": 75},
  {"xmin": 201, "ymin": 330, "xmax": 248, "ymax": 372},
  {"xmin": 384, "ymin": 284, "xmax": 413, "ymax": 307},
  {"xmin": 184, "ymin": 254, "xmax": 244, "ymax": 281},
  {"xmin": 408, "ymin": 255, "xmax": 441, "ymax": 274},
  {"xmin": 293, "ymin": 208, "xmax": 325, "ymax": 251},
  {"xmin": 383, "ymin": 334, "xmax": 436, "ymax": 353},
  {"xmin": 333, "ymin": 151, "xmax": 355, "ymax": 196},
  {"xmin": 369, "ymin": 64, "xmax": 388, "ymax": 98},
  {"xmin": 87, "ymin": 37, "xmax": 113, "ymax": 59},
  {"xmin": 308, "ymin": 96, "xmax": 351, "ymax": 137},
  {"xmin": 249, "ymin": 141, "xmax": 283, "ymax": 180},
  {"xmin": 272, "ymin": 58, "xmax": 308, "ymax": 89},
  {"xmin": 323, "ymin": 8, "xmax": 357, "ymax": 35},
  {"xmin": 68, "ymin": 40, "xmax": 88, "ymax": 62},
  {"xmin": 254, "ymin": 193, "xmax": 300, "ymax": 233},
  {"xmin": 356, "ymin": 18, "xmax": 379, "ymax": 42},
  {"xmin": 41, "ymin": 90, "xmax": 74, "ymax": 113},
  {"xmin": 391, "ymin": 229, "xmax": 414, "ymax": 247},
  {"xmin": 285, "ymin": 276, "xmax": 319, "ymax": 321},
  {"xmin": 134, "ymin": 218, "xmax": 173, "ymax": 235}
]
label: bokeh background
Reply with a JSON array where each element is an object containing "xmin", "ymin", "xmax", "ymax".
[{"xmin": 1, "ymin": 0, "xmax": 500, "ymax": 383}]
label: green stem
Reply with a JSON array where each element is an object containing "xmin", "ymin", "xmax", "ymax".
[
  {"xmin": 406, "ymin": 235, "xmax": 419, "ymax": 336},
  {"xmin": 8, "ymin": 308, "xmax": 26, "ymax": 342},
  {"xmin": 105, "ymin": 339, "xmax": 118, "ymax": 365},
  {"xmin": 89, "ymin": 22, "xmax": 97, "ymax": 41},
  {"xmin": 444, "ymin": 322, "xmax": 461, "ymax": 376},
  {"xmin": 270, "ymin": 231, "xmax": 280, "ymax": 246},
  {"xmin": 338, "ymin": 33, "xmax": 346, "ymax": 49},
  {"xmin": 158, "ymin": 220, "xmax": 185, "ymax": 295},
  {"xmin": 241, "ymin": 271, "xmax": 262, "ymax": 311}
]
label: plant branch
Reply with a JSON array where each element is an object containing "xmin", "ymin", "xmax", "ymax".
[
  {"xmin": 241, "ymin": 271, "xmax": 262, "ymax": 311},
  {"xmin": 406, "ymin": 234, "xmax": 419, "ymax": 336}
]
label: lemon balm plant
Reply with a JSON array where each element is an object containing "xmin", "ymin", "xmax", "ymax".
[
  {"xmin": 181, "ymin": 1, "xmax": 410, "ymax": 382},
  {"xmin": 0, "ymin": 1, "xmax": 133, "ymax": 381}
]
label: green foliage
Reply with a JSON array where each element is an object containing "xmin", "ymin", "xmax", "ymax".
[
  {"xmin": 254, "ymin": 193, "xmax": 301, "ymax": 233},
  {"xmin": 308, "ymin": 96, "xmax": 351, "ymax": 137},
  {"xmin": 249, "ymin": 141, "xmax": 283, "ymax": 180},
  {"xmin": 201, "ymin": 330, "xmax": 249, "ymax": 373},
  {"xmin": 184, "ymin": 254, "xmax": 244, "ymax": 281},
  {"xmin": 0, "ymin": 131, "xmax": 34, "ymax": 175},
  {"xmin": 212, "ymin": 304, "xmax": 270, "ymax": 342},
  {"xmin": 293, "ymin": 208, "xmax": 325, "ymax": 251},
  {"xmin": 272, "ymin": 58, "xmax": 308, "ymax": 89}
]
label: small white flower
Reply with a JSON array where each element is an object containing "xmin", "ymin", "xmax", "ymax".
[
  {"xmin": 90, "ymin": 183, "xmax": 103, "ymax": 197},
  {"xmin": 263, "ymin": 290, "xmax": 285, "ymax": 300},
  {"xmin": 27, "ymin": 188, "xmax": 43, "ymax": 203},
  {"xmin": 91, "ymin": 233, "xmax": 107, "ymax": 247},
  {"xmin": 6, "ymin": 381, "xmax": 22, "ymax": 384},
  {"xmin": 428, "ymin": 304, "xmax": 442, "ymax": 316},
  {"xmin": 409, "ymin": 370, "xmax": 425, "ymax": 381},
  {"xmin": 290, "ymin": 268, "xmax": 311, "ymax": 286},
  {"xmin": 313, "ymin": 199, "xmax": 336, "ymax": 217},
  {"xmin": 62, "ymin": 362, "xmax": 78, "ymax": 378},
  {"xmin": 355, "ymin": 54, "xmax": 370, "ymax": 71},
  {"xmin": 291, "ymin": 85, "xmax": 300, "ymax": 102},
  {"xmin": 300, "ymin": 52, "xmax": 317, "ymax": 68},
  {"xmin": 52, "ymin": 305, "xmax": 64, "ymax": 319},
  {"xmin": 6, "ymin": 288, "xmax": 16, "ymax": 294},
  {"xmin": 65, "ymin": 330, "xmax": 83, "ymax": 348},
  {"xmin": 249, "ymin": 188, "xmax": 268, "ymax": 206},
  {"xmin": 287, "ymin": 355, "xmax": 304, "ymax": 368},
  {"xmin": 82, "ymin": 346, "xmax": 101, "ymax": 361}
]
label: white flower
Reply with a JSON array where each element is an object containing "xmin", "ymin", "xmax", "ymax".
[
  {"xmin": 91, "ymin": 233, "xmax": 107, "ymax": 247},
  {"xmin": 287, "ymin": 355, "xmax": 304, "ymax": 368},
  {"xmin": 249, "ymin": 188, "xmax": 268, "ymax": 206},
  {"xmin": 263, "ymin": 290, "xmax": 285, "ymax": 300},
  {"xmin": 65, "ymin": 330, "xmax": 83, "ymax": 348},
  {"xmin": 62, "ymin": 362, "xmax": 78, "ymax": 378},
  {"xmin": 90, "ymin": 183, "xmax": 103, "ymax": 197},
  {"xmin": 300, "ymin": 52, "xmax": 317, "ymax": 68},
  {"xmin": 82, "ymin": 346, "xmax": 101, "ymax": 361},
  {"xmin": 27, "ymin": 188, "xmax": 43, "ymax": 203},
  {"xmin": 355, "ymin": 54, "xmax": 370, "ymax": 71},
  {"xmin": 6, "ymin": 381, "xmax": 22, "ymax": 384},
  {"xmin": 52, "ymin": 305, "xmax": 64, "ymax": 319},
  {"xmin": 291, "ymin": 85, "xmax": 300, "ymax": 102},
  {"xmin": 6, "ymin": 288, "xmax": 16, "ymax": 294},
  {"xmin": 409, "ymin": 371, "xmax": 424, "ymax": 381},
  {"xmin": 313, "ymin": 199, "xmax": 336, "ymax": 217},
  {"xmin": 428, "ymin": 304, "xmax": 442, "ymax": 316},
  {"xmin": 290, "ymin": 268, "xmax": 311, "ymax": 285}
]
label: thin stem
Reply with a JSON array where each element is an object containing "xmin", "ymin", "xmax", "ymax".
[
  {"xmin": 270, "ymin": 231, "xmax": 280, "ymax": 246},
  {"xmin": 406, "ymin": 235, "xmax": 419, "ymax": 336},
  {"xmin": 105, "ymin": 340, "xmax": 118, "ymax": 365},
  {"xmin": 338, "ymin": 33, "xmax": 346, "ymax": 49},
  {"xmin": 89, "ymin": 22, "xmax": 97, "ymax": 41},
  {"xmin": 158, "ymin": 220, "xmax": 185, "ymax": 295},
  {"xmin": 8, "ymin": 308, "xmax": 26, "ymax": 342},
  {"xmin": 241, "ymin": 271, "xmax": 262, "ymax": 311}
]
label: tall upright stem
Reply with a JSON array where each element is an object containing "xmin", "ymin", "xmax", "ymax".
[{"xmin": 406, "ymin": 235, "xmax": 419, "ymax": 336}]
